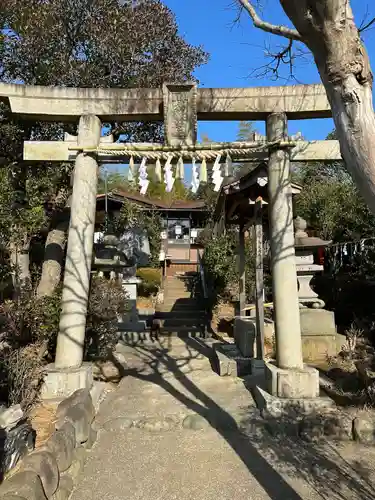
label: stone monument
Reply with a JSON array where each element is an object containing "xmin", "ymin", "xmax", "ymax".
[
  {"xmin": 294, "ymin": 216, "xmax": 345, "ymax": 362},
  {"xmin": 94, "ymin": 234, "xmax": 143, "ymax": 330}
]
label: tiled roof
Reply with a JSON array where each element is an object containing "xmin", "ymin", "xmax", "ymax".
[{"xmin": 96, "ymin": 190, "xmax": 206, "ymax": 210}]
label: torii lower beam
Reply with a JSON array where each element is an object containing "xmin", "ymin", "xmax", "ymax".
[{"xmin": 23, "ymin": 140, "xmax": 342, "ymax": 163}]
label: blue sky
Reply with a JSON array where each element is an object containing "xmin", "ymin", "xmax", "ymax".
[
  {"xmin": 108, "ymin": 1, "xmax": 375, "ymax": 181},
  {"xmin": 164, "ymin": 0, "xmax": 375, "ymax": 142}
]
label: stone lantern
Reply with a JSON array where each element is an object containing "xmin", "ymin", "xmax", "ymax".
[
  {"xmin": 94, "ymin": 234, "xmax": 141, "ymax": 326},
  {"xmin": 294, "ymin": 216, "xmax": 345, "ymax": 362},
  {"xmin": 294, "ymin": 216, "xmax": 331, "ymax": 309}
]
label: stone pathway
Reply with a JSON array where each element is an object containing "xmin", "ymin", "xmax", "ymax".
[{"xmin": 70, "ymin": 338, "xmax": 375, "ymax": 500}]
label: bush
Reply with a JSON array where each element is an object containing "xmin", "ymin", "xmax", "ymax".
[
  {"xmin": 0, "ymin": 276, "xmax": 128, "ymax": 408},
  {"xmin": 3, "ymin": 345, "xmax": 45, "ymax": 411},
  {"xmin": 202, "ymin": 231, "xmax": 258, "ymax": 306},
  {"xmin": 0, "ymin": 286, "xmax": 61, "ymax": 353},
  {"xmin": 85, "ymin": 276, "xmax": 129, "ymax": 359},
  {"xmin": 136, "ymin": 267, "xmax": 161, "ymax": 297}
]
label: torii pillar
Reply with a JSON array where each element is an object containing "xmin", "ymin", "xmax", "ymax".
[
  {"xmin": 42, "ymin": 115, "xmax": 101, "ymax": 398},
  {"xmin": 263, "ymin": 112, "xmax": 319, "ymax": 401}
]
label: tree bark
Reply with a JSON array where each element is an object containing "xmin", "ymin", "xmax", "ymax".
[
  {"xmin": 241, "ymin": 0, "xmax": 375, "ymax": 215},
  {"xmin": 279, "ymin": 0, "xmax": 375, "ymax": 213},
  {"xmin": 36, "ymin": 218, "xmax": 69, "ymax": 298}
]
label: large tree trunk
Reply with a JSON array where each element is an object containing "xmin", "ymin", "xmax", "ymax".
[
  {"xmin": 280, "ymin": 0, "xmax": 375, "ymax": 214},
  {"xmin": 36, "ymin": 218, "xmax": 69, "ymax": 298}
]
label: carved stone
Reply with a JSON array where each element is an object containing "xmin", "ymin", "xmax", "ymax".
[{"xmin": 163, "ymin": 83, "xmax": 197, "ymax": 147}]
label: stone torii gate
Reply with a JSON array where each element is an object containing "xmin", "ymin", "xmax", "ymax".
[{"xmin": 0, "ymin": 81, "xmax": 343, "ymax": 402}]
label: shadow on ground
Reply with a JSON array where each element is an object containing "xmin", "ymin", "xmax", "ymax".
[{"xmin": 100, "ymin": 336, "xmax": 375, "ymax": 500}]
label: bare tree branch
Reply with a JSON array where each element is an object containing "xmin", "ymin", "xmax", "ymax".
[
  {"xmin": 238, "ymin": 0, "xmax": 303, "ymax": 41},
  {"xmin": 359, "ymin": 16, "xmax": 375, "ymax": 33}
]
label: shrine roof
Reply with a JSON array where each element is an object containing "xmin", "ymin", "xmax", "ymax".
[{"xmin": 96, "ymin": 190, "xmax": 207, "ymax": 211}]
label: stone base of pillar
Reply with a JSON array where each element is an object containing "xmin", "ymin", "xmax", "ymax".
[
  {"xmin": 265, "ymin": 361, "xmax": 319, "ymax": 398},
  {"xmin": 41, "ymin": 362, "xmax": 93, "ymax": 400},
  {"xmin": 300, "ymin": 308, "xmax": 345, "ymax": 362},
  {"xmin": 253, "ymin": 385, "xmax": 334, "ymax": 418}
]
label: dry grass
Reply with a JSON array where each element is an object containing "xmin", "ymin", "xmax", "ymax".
[
  {"xmin": 29, "ymin": 402, "xmax": 58, "ymax": 448},
  {"xmin": 136, "ymin": 297, "xmax": 155, "ymax": 309}
]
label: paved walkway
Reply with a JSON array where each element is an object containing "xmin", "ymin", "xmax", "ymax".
[{"xmin": 71, "ymin": 338, "xmax": 375, "ymax": 500}]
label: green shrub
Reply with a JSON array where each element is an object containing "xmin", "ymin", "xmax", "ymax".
[
  {"xmin": 85, "ymin": 276, "xmax": 129, "ymax": 359},
  {"xmin": 0, "ymin": 276, "xmax": 129, "ymax": 408},
  {"xmin": 0, "ymin": 286, "xmax": 61, "ymax": 353},
  {"xmin": 201, "ymin": 231, "xmax": 269, "ymax": 309},
  {"xmin": 136, "ymin": 267, "xmax": 161, "ymax": 297}
]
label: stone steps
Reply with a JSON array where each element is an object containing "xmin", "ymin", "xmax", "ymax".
[
  {"xmin": 154, "ymin": 311, "xmax": 205, "ymax": 319},
  {"xmin": 154, "ymin": 317, "xmax": 205, "ymax": 328},
  {"xmin": 120, "ymin": 328, "xmax": 206, "ymax": 345}
]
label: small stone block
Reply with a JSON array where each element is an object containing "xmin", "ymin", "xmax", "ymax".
[
  {"xmin": 57, "ymin": 405, "xmax": 90, "ymax": 445},
  {"xmin": 251, "ymin": 359, "xmax": 265, "ymax": 374},
  {"xmin": 65, "ymin": 447, "xmax": 86, "ymax": 482},
  {"xmin": 265, "ymin": 362, "xmax": 319, "ymax": 398},
  {"xmin": 90, "ymin": 382, "xmax": 107, "ymax": 412},
  {"xmin": 52, "ymin": 475, "xmax": 74, "ymax": 500},
  {"xmin": 300, "ymin": 308, "xmax": 336, "ymax": 336},
  {"xmin": 56, "ymin": 389, "xmax": 94, "ymax": 423},
  {"xmin": 136, "ymin": 416, "xmax": 178, "ymax": 432},
  {"xmin": 102, "ymin": 418, "xmax": 134, "ymax": 432},
  {"xmin": 21, "ymin": 451, "xmax": 59, "ymax": 498},
  {"xmin": 56, "ymin": 389, "xmax": 95, "ymax": 445},
  {"xmin": 323, "ymin": 412, "xmax": 353, "ymax": 441},
  {"xmin": 299, "ymin": 415, "xmax": 325, "ymax": 442},
  {"xmin": 41, "ymin": 364, "xmax": 93, "ymax": 400},
  {"xmin": 234, "ymin": 317, "xmax": 256, "ymax": 357},
  {"xmin": 44, "ymin": 423, "xmax": 75, "ymax": 472},
  {"xmin": 182, "ymin": 415, "xmax": 210, "ymax": 431},
  {"xmin": 0, "ymin": 471, "xmax": 46, "ymax": 500},
  {"xmin": 83, "ymin": 427, "xmax": 97, "ymax": 449},
  {"xmin": 213, "ymin": 343, "xmax": 252, "ymax": 377},
  {"xmin": 353, "ymin": 416, "xmax": 375, "ymax": 443}
]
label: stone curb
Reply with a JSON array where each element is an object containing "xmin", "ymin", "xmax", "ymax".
[
  {"xmin": 0, "ymin": 389, "xmax": 99, "ymax": 500},
  {"xmin": 99, "ymin": 412, "xmax": 239, "ymax": 433},
  {"xmin": 261, "ymin": 409, "xmax": 375, "ymax": 444}
]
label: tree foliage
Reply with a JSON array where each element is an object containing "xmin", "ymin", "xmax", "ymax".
[
  {"xmin": 202, "ymin": 230, "xmax": 257, "ymax": 307},
  {"xmin": 294, "ymin": 132, "xmax": 375, "ymax": 242},
  {"xmin": 237, "ymin": 0, "xmax": 375, "ymax": 221},
  {"xmin": 98, "ymin": 167, "xmax": 194, "ymax": 203},
  {"xmin": 0, "ymin": 0, "xmax": 208, "ymax": 292}
]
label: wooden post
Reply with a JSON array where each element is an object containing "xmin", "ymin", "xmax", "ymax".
[
  {"xmin": 239, "ymin": 221, "xmax": 246, "ymax": 316},
  {"xmin": 254, "ymin": 197, "xmax": 265, "ymax": 360}
]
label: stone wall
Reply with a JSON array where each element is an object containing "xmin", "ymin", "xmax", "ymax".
[{"xmin": 0, "ymin": 389, "xmax": 100, "ymax": 500}]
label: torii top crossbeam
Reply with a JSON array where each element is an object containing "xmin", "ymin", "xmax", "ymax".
[{"xmin": 0, "ymin": 82, "xmax": 331, "ymax": 122}]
